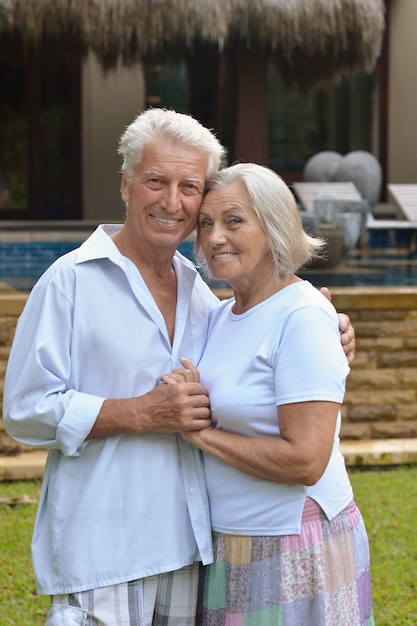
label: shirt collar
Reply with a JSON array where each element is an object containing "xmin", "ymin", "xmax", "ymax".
[
  {"xmin": 76, "ymin": 224, "xmax": 124, "ymax": 265},
  {"xmin": 76, "ymin": 224, "xmax": 198, "ymax": 280}
]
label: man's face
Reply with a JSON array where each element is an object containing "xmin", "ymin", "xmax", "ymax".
[{"xmin": 121, "ymin": 140, "xmax": 208, "ymax": 253}]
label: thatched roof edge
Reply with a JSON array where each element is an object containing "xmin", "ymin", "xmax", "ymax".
[{"xmin": 0, "ymin": 0, "xmax": 386, "ymax": 87}]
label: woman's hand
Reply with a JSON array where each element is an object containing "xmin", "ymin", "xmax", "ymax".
[{"xmin": 160, "ymin": 357, "xmax": 201, "ymax": 385}]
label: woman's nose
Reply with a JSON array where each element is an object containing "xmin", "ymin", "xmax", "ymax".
[{"xmin": 209, "ymin": 225, "xmax": 227, "ymax": 246}]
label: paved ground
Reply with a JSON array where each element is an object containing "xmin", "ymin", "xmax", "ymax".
[{"xmin": 1, "ymin": 439, "xmax": 417, "ymax": 481}]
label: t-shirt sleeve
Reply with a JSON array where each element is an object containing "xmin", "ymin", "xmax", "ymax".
[{"xmin": 273, "ymin": 304, "xmax": 350, "ymax": 405}]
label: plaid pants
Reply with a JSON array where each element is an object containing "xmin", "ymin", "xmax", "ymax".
[{"xmin": 45, "ymin": 562, "xmax": 200, "ymax": 626}]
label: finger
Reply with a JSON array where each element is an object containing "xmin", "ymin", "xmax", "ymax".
[
  {"xmin": 184, "ymin": 414, "xmax": 212, "ymax": 431},
  {"xmin": 186, "ymin": 383, "xmax": 210, "ymax": 399},
  {"xmin": 179, "ymin": 357, "xmax": 200, "ymax": 383},
  {"xmin": 166, "ymin": 367, "xmax": 194, "ymax": 382},
  {"xmin": 160, "ymin": 374, "xmax": 181, "ymax": 385},
  {"xmin": 319, "ymin": 286, "xmax": 331, "ymax": 301},
  {"xmin": 346, "ymin": 348, "xmax": 355, "ymax": 365},
  {"xmin": 159, "ymin": 374, "xmax": 173, "ymax": 384},
  {"xmin": 337, "ymin": 313, "xmax": 350, "ymax": 334},
  {"xmin": 189, "ymin": 419, "xmax": 212, "ymax": 431}
]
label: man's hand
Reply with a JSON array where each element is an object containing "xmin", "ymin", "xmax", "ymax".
[
  {"xmin": 140, "ymin": 380, "xmax": 211, "ymax": 433},
  {"xmin": 87, "ymin": 368, "xmax": 210, "ymax": 439},
  {"xmin": 146, "ymin": 358, "xmax": 212, "ymax": 432},
  {"xmin": 320, "ymin": 286, "xmax": 355, "ymax": 366}
]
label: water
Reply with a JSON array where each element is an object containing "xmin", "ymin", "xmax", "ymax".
[
  {"xmin": 299, "ymin": 249, "xmax": 417, "ymax": 288},
  {"xmin": 0, "ymin": 241, "xmax": 82, "ymax": 292},
  {"xmin": 1, "ymin": 238, "xmax": 417, "ymax": 292}
]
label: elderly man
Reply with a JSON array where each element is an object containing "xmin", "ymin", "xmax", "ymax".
[{"xmin": 3, "ymin": 108, "xmax": 355, "ymax": 626}]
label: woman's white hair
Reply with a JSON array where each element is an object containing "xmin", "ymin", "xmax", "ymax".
[
  {"xmin": 118, "ymin": 108, "xmax": 227, "ymax": 182},
  {"xmin": 196, "ymin": 162, "xmax": 325, "ymax": 277}
]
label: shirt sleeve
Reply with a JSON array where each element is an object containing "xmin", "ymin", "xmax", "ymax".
[
  {"xmin": 274, "ymin": 303, "xmax": 350, "ymax": 405},
  {"xmin": 3, "ymin": 277, "xmax": 105, "ymax": 457}
]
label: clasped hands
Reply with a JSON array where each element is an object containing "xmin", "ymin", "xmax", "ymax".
[{"xmin": 158, "ymin": 358, "xmax": 212, "ymax": 439}]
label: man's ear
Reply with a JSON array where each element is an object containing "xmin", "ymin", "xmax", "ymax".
[{"xmin": 120, "ymin": 173, "xmax": 129, "ymax": 203}]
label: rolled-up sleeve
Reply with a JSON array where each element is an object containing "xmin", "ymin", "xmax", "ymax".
[{"xmin": 3, "ymin": 272, "xmax": 105, "ymax": 456}]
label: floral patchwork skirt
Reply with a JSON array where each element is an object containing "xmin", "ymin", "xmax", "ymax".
[{"xmin": 201, "ymin": 498, "xmax": 374, "ymax": 626}]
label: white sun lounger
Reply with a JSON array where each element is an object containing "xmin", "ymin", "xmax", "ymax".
[
  {"xmin": 292, "ymin": 182, "xmax": 363, "ymax": 213},
  {"xmin": 293, "ymin": 181, "xmax": 417, "ymax": 252}
]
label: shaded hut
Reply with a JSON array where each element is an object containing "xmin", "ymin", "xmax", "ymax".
[
  {"xmin": 0, "ymin": 0, "xmax": 385, "ymax": 88},
  {"xmin": 0, "ymin": 0, "xmax": 386, "ymax": 219}
]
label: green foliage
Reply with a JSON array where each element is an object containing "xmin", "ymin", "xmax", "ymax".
[{"xmin": 1, "ymin": 468, "xmax": 417, "ymax": 625}]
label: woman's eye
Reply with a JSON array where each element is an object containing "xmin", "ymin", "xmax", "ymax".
[{"xmin": 199, "ymin": 219, "xmax": 212, "ymax": 228}]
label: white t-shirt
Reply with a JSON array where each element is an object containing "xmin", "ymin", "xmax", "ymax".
[{"xmin": 199, "ymin": 281, "xmax": 352, "ymax": 536}]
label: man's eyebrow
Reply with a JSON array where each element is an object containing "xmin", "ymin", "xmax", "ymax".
[
  {"xmin": 142, "ymin": 171, "xmax": 203, "ymax": 185},
  {"xmin": 185, "ymin": 177, "xmax": 205, "ymax": 185},
  {"xmin": 143, "ymin": 169, "xmax": 165, "ymax": 178}
]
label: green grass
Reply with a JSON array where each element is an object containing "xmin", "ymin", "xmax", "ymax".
[
  {"xmin": 1, "ymin": 467, "xmax": 417, "ymax": 625},
  {"xmin": 0, "ymin": 480, "xmax": 49, "ymax": 625},
  {"xmin": 350, "ymin": 465, "xmax": 417, "ymax": 625}
]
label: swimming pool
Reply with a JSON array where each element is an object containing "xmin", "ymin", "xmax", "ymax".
[{"xmin": 1, "ymin": 237, "xmax": 417, "ymax": 291}]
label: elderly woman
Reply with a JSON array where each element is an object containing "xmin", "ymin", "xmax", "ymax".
[{"xmin": 162, "ymin": 162, "xmax": 373, "ymax": 626}]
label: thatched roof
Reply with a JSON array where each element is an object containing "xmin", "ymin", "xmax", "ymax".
[{"xmin": 0, "ymin": 0, "xmax": 385, "ymax": 88}]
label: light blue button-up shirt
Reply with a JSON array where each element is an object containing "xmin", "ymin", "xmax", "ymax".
[{"xmin": 3, "ymin": 225, "xmax": 218, "ymax": 595}]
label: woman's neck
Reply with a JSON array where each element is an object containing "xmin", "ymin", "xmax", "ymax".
[{"xmin": 231, "ymin": 274, "xmax": 301, "ymax": 314}]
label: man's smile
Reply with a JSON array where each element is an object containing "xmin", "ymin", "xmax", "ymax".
[{"xmin": 152, "ymin": 214, "xmax": 183, "ymax": 226}]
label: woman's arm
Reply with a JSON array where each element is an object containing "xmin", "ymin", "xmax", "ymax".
[
  {"xmin": 161, "ymin": 359, "xmax": 339, "ymax": 486},
  {"xmin": 180, "ymin": 400, "xmax": 339, "ymax": 486}
]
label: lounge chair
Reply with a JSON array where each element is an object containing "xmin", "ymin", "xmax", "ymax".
[
  {"xmin": 365, "ymin": 184, "xmax": 417, "ymax": 253},
  {"xmin": 292, "ymin": 181, "xmax": 363, "ymax": 213}
]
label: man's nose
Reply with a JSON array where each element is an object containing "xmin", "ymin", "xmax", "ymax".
[{"xmin": 160, "ymin": 186, "xmax": 181, "ymax": 212}]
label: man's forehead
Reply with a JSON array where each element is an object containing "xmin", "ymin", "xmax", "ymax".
[{"xmin": 139, "ymin": 141, "xmax": 208, "ymax": 179}]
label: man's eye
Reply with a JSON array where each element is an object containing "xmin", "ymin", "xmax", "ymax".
[{"xmin": 184, "ymin": 184, "xmax": 202, "ymax": 196}]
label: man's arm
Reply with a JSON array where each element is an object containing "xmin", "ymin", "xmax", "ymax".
[
  {"xmin": 87, "ymin": 382, "xmax": 211, "ymax": 439},
  {"xmin": 320, "ymin": 286, "xmax": 355, "ymax": 365}
]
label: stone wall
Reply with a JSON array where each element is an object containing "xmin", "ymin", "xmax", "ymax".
[
  {"xmin": 1, "ymin": 288, "xmax": 417, "ymax": 454},
  {"xmin": 215, "ymin": 287, "xmax": 417, "ymax": 441},
  {"xmin": 332, "ymin": 287, "xmax": 417, "ymax": 440},
  {"xmin": 0, "ymin": 293, "xmax": 30, "ymax": 454}
]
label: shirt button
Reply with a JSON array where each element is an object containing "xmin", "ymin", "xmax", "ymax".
[{"xmin": 190, "ymin": 487, "xmax": 196, "ymax": 494}]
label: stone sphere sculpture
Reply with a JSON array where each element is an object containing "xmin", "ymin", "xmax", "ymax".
[
  {"xmin": 303, "ymin": 151, "xmax": 343, "ymax": 182},
  {"xmin": 332, "ymin": 150, "xmax": 382, "ymax": 207}
]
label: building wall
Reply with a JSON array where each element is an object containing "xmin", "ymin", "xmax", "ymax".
[
  {"xmin": 82, "ymin": 53, "xmax": 146, "ymax": 221},
  {"xmin": 388, "ymin": 0, "xmax": 417, "ymax": 184},
  {"xmin": 78, "ymin": 2, "xmax": 417, "ymax": 218}
]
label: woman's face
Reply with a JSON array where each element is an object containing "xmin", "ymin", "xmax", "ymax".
[{"xmin": 198, "ymin": 181, "xmax": 273, "ymax": 287}]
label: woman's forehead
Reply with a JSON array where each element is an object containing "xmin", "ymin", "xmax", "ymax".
[{"xmin": 202, "ymin": 181, "xmax": 250, "ymax": 208}]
